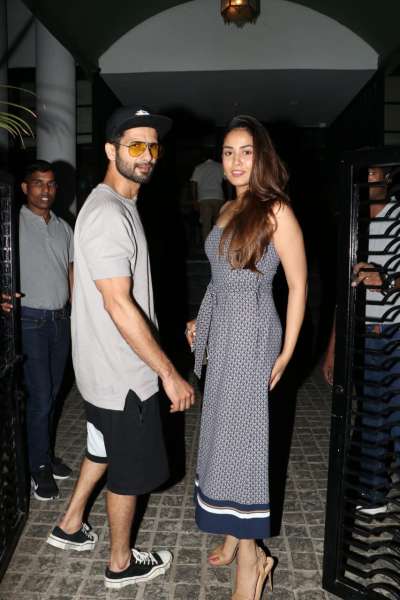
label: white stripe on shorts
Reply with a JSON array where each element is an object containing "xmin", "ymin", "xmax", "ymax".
[{"xmin": 87, "ymin": 421, "xmax": 107, "ymax": 458}]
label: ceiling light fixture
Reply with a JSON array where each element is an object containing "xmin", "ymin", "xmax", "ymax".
[{"xmin": 221, "ymin": 0, "xmax": 259, "ymax": 27}]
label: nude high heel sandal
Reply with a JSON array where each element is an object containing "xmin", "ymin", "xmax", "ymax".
[
  {"xmin": 231, "ymin": 548, "xmax": 274, "ymax": 600},
  {"xmin": 254, "ymin": 548, "xmax": 274, "ymax": 600}
]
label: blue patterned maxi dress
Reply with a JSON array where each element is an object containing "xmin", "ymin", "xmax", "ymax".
[{"xmin": 194, "ymin": 226, "xmax": 281, "ymax": 539}]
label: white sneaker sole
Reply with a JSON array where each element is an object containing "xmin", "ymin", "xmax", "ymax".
[
  {"xmin": 104, "ymin": 555, "xmax": 172, "ymax": 589},
  {"xmin": 31, "ymin": 480, "xmax": 59, "ymax": 501},
  {"xmin": 53, "ymin": 473, "xmax": 71, "ymax": 480},
  {"xmin": 46, "ymin": 532, "xmax": 98, "ymax": 552},
  {"xmin": 356, "ymin": 504, "xmax": 388, "ymax": 515}
]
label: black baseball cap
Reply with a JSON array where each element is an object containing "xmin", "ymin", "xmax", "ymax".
[{"xmin": 105, "ymin": 106, "xmax": 172, "ymax": 141}]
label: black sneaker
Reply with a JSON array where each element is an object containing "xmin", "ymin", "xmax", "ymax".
[
  {"xmin": 47, "ymin": 522, "xmax": 98, "ymax": 551},
  {"xmin": 51, "ymin": 457, "xmax": 72, "ymax": 480},
  {"xmin": 104, "ymin": 548, "xmax": 173, "ymax": 589},
  {"xmin": 31, "ymin": 465, "xmax": 59, "ymax": 501}
]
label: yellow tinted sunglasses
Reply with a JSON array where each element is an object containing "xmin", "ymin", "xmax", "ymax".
[{"xmin": 117, "ymin": 141, "xmax": 163, "ymax": 159}]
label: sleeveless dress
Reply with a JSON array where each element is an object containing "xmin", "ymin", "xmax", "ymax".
[{"xmin": 194, "ymin": 226, "xmax": 281, "ymax": 539}]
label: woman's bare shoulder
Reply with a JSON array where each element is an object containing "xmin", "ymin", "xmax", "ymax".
[{"xmin": 272, "ymin": 199, "xmax": 292, "ymax": 217}]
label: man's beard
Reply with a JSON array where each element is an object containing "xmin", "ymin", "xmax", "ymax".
[{"xmin": 115, "ymin": 152, "xmax": 155, "ymax": 184}]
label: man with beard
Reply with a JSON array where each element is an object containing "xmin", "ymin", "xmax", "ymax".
[{"xmin": 47, "ymin": 107, "xmax": 195, "ymax": 589}]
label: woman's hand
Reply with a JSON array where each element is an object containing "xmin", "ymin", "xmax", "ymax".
[
  {"xmin": 269, "ymin": 354, "xmax": 289, "ymax": 390},
  {"xmin": 185, "ymin": 319, "xmax": 197, "ymax": 350}
]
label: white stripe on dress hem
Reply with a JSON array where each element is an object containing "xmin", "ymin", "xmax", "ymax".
[{"xmin": 196, "ymin": 492, "xmax": 270, "ymax": 520}]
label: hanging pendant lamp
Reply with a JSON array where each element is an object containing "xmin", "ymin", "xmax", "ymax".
[{"xmin": 221, "ymin": 0, "xmax": 259, "ymax": 27}]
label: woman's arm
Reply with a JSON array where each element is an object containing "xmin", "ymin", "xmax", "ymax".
[{"xmin": 270, "ymin": 204, "xmax": 308, "ymax": 389}]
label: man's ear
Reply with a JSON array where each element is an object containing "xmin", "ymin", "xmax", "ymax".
[
  {"xmin": 21, "ymin": 181, "xmax": 28, "ymax": 196},
  {"xmin": 105, "ymin": 142, "xmax": 116, "ymax": 162}
]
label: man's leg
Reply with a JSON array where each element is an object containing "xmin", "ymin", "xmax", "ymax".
[
  {"xmin": 199, "ymin": 199, "xmax": 213, "ymax": 242},
  {"xmin": 21, "ymin": 317, "xmax": 53, "ymax": 472},
  {"xmin": 107, "ymin": 492, "xmax": 137, "ymax": 571},
  {"xmin": 210, "ymin": 198, "xmax": 223, "ymax": 231},
  {"xmin": 386, "ymin": 326, "xmax": 400, "ymax": 489},
  {"xmin": 48, "ymin": 315, "xmax": 71, "ymax": 459},
  {"xmin": 360, "ymin": 331, "xmax": 390, "ymax": 503},
  {"xmin": 59, "ymin": 457, "xmax": 107, "ymax": 533}
]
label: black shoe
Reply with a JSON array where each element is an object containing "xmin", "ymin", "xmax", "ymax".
[
  {"xmin": 47, "ymin": 522, "xmax": 98, "ymax": 551},
  {"xmin": 31, "ymin": 465, "xmax": 59, "ymax": 501},
  {"xmin": 104, "ymin": 548, "xmax": 173, "ymax": 589},
  {"xmin": 51, "ymin": 457, "xmax": 72, "ymax": 480}
]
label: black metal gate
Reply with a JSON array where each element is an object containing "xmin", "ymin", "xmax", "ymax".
[
  {"xmin": 323, "ymin": 148, "xmax": 400, "ymax": 599},
  {"xmin": 0, "ymin": 176, "xmax": 28, "ymax": 580}
]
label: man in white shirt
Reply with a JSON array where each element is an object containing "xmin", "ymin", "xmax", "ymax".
[{"xmin": 190, "ymin": 153, "xmax": 224, "ymax": 242}]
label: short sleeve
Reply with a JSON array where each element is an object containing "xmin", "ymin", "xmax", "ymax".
[
  {"xmin": 67, "ymin": 223, "xmax": 74, "ymax": 262},
  {"xmin": 60, "ymin": 219, "xmax": 74, "ymax": 262},
  {"xmin": 81, "ymin": 203, "xmax": 135, "ymax": 281},
  {"xmin": 190, "ymin": 166, "xmax": 200, "ymax": 182}
]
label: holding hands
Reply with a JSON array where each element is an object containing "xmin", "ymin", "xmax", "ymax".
[{"xmin": 162, "ymin": 368, "xmax": 195, "ymax": 413}]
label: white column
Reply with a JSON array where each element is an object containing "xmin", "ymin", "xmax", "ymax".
[
  {"xmin": 35, "ymin": 20, "xmax": 76, "ymax": 216},
  {"xmin": 0, "ymin": 0, "xmax": 8, "ymax": 159}
]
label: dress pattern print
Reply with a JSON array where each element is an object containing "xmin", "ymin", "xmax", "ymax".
[{"xmin": 194, "ymin": 226, "xmax": 282, "ymax": 539}]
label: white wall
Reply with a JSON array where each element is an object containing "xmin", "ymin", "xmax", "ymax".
[{"xmin": 100, "ymin": 0, "xmax": 378, "ymax": 74}]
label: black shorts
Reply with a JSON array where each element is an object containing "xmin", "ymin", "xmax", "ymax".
[{"xmin": 84, "ymin": 391, "xmax": 169, "ymax": 495}]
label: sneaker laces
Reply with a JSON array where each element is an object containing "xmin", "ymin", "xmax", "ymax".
[
  {"xmin": 81, "ymin": 523, "xmax": 95, "ymax": 539},
  {"xmin": 132, "ymin": 548, "xmax": 158, "ymax": 566}
]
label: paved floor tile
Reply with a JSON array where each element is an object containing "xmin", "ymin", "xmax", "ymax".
[{"xmin": 0, "ymin": 374, "xmax": 339, "ymax": 599}]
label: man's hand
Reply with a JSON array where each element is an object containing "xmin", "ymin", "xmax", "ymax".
[
  {"xmin": 161, "ymin": 369, "xmax": 195, "ymax": 413},
  {"xmin": 1, "ymin": 292, "xmax": 22, "ymax": 313},
  {"xmin": 352, "ymin": 262, "xmax": 383, "ymax": 290}
]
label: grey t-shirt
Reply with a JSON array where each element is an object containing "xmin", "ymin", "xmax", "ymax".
[
  {"xmin": 19, "ymin": 205, "xmax": 74, "ymax": 309},
  {"xmin": 71, "ymin": 184, "xmax": 158, "ymax": 410}
]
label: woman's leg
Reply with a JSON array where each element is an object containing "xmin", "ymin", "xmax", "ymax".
[{"xmin": 233, "ymin": 539, "xmax": 259, "ymax": 596}]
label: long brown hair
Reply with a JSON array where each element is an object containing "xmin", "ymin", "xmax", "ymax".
[{"xmin": 220, "ymin": 115, "xmax": 289, "ymax": 272}]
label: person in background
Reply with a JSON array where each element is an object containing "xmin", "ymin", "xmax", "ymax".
[
  {"xmin": 190, "ymin": 149, "xmax": 225, "ymax": 242},
  {"xmin": 0, "ymin": 160, "xmax": 74, "ymax": 501},
  {"xmin": 322, "ymin": 165, "xmax": 400, "ymax": 515}
]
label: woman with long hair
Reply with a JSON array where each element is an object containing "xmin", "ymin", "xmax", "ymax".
[{"xmin": 186, "ymin": 115, "xmax": 307, "ymax": 599}]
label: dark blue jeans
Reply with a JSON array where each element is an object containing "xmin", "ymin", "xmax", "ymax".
[
  {"xmin": 360, "ymin": 325, "xmax": 400, "ymax": 502},
  {"xmin": 21, "ymin": 306, "xmax": 70, "ymax": 473}
]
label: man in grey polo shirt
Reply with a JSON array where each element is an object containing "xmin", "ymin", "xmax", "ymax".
[
  {"xmin": 19, "ymin": 160, "xmax": 74, "ymax": 500},
  {"xmin": 48, "ymin": 107, "xmax": 195, "ymax": 589}
]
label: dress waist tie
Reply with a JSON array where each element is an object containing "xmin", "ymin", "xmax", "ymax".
[{"xmin": 194, "ymin": 282, "xmax": 216, "ymax": 378}]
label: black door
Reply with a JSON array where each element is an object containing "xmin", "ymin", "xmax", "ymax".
[
  {"xmin": 0, "ymin": 176, "xmax": 28, "ymax": 580},
  {"xmin": 323, "ymin": 148, "xmax": 400, "ymax": 600}
]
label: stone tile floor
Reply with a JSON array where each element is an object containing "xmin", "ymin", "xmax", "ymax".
[{"xmin": 0, "ymin": 372, "xmax": 339, "ymax": 600}]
